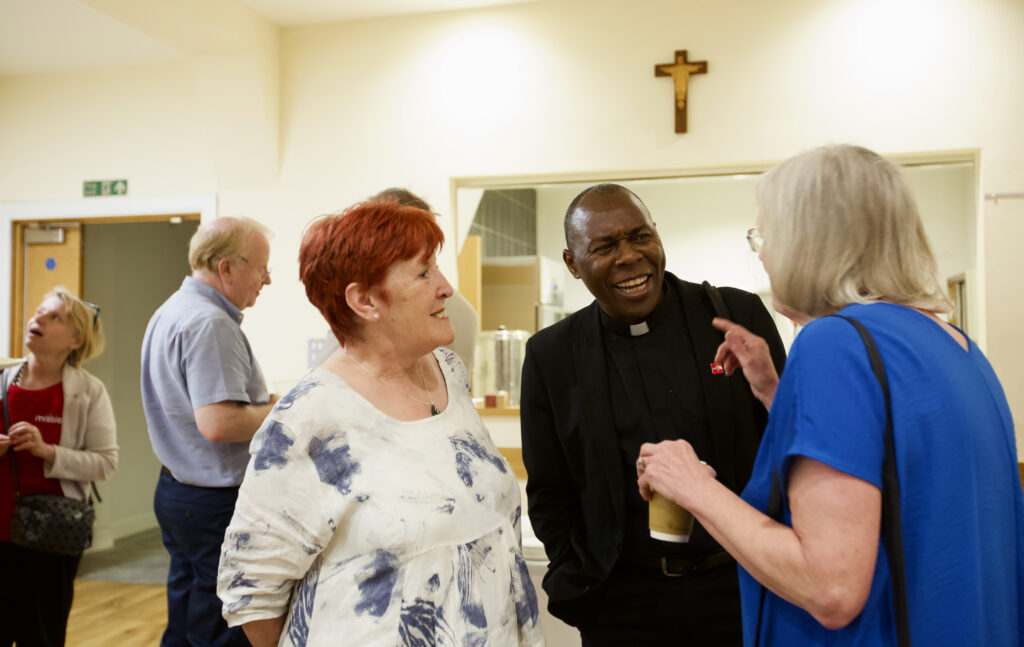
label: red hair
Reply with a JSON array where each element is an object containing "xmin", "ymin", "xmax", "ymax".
[{"xmin": 299, "ymin": 200, "xmax": 445, "ymax": 345}]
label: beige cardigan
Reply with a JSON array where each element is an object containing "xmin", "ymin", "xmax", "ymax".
[{"xmin": 4, "ymin": 361, "xmax": 118, "ymax": 501}]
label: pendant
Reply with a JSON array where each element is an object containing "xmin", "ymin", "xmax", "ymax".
[{"xmin": 430, "ymin": 404, "xmax": 441, "ymax": 416}]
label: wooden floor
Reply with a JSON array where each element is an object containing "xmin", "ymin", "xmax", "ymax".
[{"xmin": 66, "ymin": 580, "xmax": 166, "ymax": 646}]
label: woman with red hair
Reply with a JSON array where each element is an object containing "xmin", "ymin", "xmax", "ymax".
[{"xmin": 218, "ymin": 199, "xmax": 544, "ymax": 646}]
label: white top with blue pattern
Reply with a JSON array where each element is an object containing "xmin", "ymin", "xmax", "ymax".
[{"xmin": 218, "ymin": 348, "xmax": 544, "ymax": 646}]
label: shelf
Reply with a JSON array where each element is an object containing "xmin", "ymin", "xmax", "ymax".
[{"xmin": 475, "ymin": 404, "xmax": 520, "ymax": 417}]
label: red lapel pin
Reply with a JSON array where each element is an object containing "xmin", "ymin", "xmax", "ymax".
[{"xmin": 710, "ymin": 362, "xmax": 724, "ymax": 375}]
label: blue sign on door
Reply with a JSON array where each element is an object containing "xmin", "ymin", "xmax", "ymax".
[{"xmin": 46, "ymin": 258, "xmax": 57, "ymax": 271}]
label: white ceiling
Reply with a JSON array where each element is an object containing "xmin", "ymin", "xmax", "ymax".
[
  {"xmin": 0, "ymin": 0, "xmax": 548, "ymax": 75},
  {"xmin": 237, "ymin": 0, "xmax": 546, "ymax": 26},
  {"xmin": 0, "ymin": 0, "xmax": 184, "ymax": 75}
]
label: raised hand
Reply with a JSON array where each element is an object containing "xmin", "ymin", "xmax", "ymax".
[{"xmin": 712, "ymin": 317, "xmax": 779, "ymax": 409}]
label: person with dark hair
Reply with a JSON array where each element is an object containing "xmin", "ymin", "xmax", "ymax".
[
  {"xmin": 637, "ymin": 145, "xmax": 1024, "ymax": 646},
  {"xmin": 373, "ymin": 186, "xmax": 432, "ymax": 211},
  {"xmin": 368, "ymin": 188, "xmax": 479, "ymax": 369},
  {"xmin": 521, "ymin": 183, "xmax": 786, "ymax": 646},
  {"xmin": 217, "ymin": 200, "xmax": 543, "ymax": 646},
  {"xmin": 1, "ymin": 287, "xmax": 117, "ymax": 646},
  {"xmin": 142, "ymin": 216, "xmax": 278, "ymax": 646},
  {"xmin": 312, "ymin": 188, "xmax": 481, "ymax": 371}
]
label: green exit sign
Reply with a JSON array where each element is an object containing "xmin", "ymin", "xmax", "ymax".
[{"xmin": 83, "ymin": 179, "xmax": 128, "ymax": 197}]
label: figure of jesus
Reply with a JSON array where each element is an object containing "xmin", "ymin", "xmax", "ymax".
[{"xmin": 655, "ymin": 50, "xmax": 707, "ymax": 133}]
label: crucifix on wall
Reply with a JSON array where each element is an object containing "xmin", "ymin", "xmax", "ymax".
[{"xmin": 655, "ymin": 50, "xmax": 707, "ymax": 133}]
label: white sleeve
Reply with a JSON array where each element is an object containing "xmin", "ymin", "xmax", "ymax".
[{"xmin": 217, "ymin": 414, "xmax": 345, "ymax": 626}]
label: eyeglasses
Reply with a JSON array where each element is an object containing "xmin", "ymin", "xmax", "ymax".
[
  {"xmin": 237, "ymin": 256, "xmax": 271, "ymax": 281},
  {"xmin": 80, "ymin": 300, "xmax": 101, "ymax": 328},
  {"xmin": 746, "ymin": 228, "xmax": 764, "ymax": 254}
]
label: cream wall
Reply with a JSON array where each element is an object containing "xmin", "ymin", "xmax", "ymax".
[
  {"xmin": 1, "ymin": 0, "xmax": 1023, "ymax": 453},
  {"xmin": 0, "ymin": 62, "xmax": 213, "ymax": 196}
]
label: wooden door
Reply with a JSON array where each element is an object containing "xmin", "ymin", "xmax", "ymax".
[{"xmin": 10, "ymin": 223, "xmax": 82, "ymax": 357}]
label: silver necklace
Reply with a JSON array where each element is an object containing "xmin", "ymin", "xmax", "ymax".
[{"xmin": 342, "ymin": 348, "xmax": 440, "ymax": 416}]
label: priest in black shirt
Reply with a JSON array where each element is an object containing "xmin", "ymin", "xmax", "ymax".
[{"xmin": 521, "ymin": 183, "xmax": 786, "ymax": 646}]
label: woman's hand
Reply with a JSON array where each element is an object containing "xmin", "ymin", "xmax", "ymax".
[
  {"xmin": 636, "ymin": 439, "xmax": 717, "ymax": 509},
  {"xmin": 8, "ymin": 422, "xmax": 57, "ymax": 464},
  {"xmin": 640, "ymin": 442, "xmax": 880, "ymax": 629},
  {"xmin": 712, "ymin": 317, "xmax": 779, "ymax": 409},
  {"xmin": 0, "ymin": 433, "xmax": 10, "ymax": 456}
]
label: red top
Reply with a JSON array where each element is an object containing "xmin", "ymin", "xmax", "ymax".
[{"xmin": 1, "ymin": 382, "xmax": 65, "ymax": 542}]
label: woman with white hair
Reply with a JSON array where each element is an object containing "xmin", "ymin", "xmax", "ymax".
[
  {"xmin": 636, "ymin": 144, "xmax": 1024, "ymax": 645},
  {"xmin": 0, "ymin": 287, "xmax": 118, "ymax": 646}
]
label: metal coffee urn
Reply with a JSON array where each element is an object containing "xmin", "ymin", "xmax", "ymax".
[{"xmin": 473, "ymin": 326, "xmax": 530, "ymax": 406}]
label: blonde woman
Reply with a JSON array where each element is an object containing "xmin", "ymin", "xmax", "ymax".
[
  {"xmin": 637, "ymin": 145, "xmax": 1024, "ymax": 646},
  {"xmin": 0, "ymin": 287, "xmax": 117, "ymax": 647}
]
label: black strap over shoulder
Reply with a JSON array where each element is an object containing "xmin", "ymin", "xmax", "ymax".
[
  {"xmin": 2, "ymin": 368, "xmax": 20, "ymax": 497},
  {"xmin": 754, "ymin": 468, "xmax": 785, "ymax": 641},
  {"xmin": 701, "ymin": 280, "xmax": 732, "ymax": 321},
  {"xmin": 1, "ymin": 369, "xmax": 9, "ymax": 433},
  {"xmin": 831, "ymin": 315, "xmax": 910, "ymax": 647},
  {"xmin": 752, "ymin": 316, "xmax": 910, "ymax": 646}
]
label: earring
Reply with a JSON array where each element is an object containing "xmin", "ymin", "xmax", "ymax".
[{"xmin": 373, "ymin": 312, "xmax": 380, "ymax": 321}]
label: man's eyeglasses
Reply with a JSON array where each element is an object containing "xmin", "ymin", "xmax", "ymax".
[
  {"xmin": 237, "ymin": 256, "xmax": 271, "ymax": 281},
  {"xmin": 746, "ymin": 228, "xmax": 764, "ymax": 254}
]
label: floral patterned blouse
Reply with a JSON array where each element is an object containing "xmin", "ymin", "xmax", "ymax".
[{"xmin": 218, "ymin": 348, "xmax": 544, "ymax": 646}]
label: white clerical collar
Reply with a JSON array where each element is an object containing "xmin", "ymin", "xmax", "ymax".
[{"xmin": 629, "ymin": 321, "xmax": 650, "ymax": 336}]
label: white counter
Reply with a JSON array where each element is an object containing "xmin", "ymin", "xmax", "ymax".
[{"xmin": 477, "ymin": 412, "xmax": 523, "ymax": 448}]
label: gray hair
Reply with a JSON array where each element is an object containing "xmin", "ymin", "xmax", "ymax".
[
  {"xmin": 188, "ymin": 216, "xmax": 272, "ymax": 273},
  {"xmin": 757, "ymin": 144, "xmax": 951, "ymax": 318}
]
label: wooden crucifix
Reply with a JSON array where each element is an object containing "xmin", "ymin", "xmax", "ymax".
[{"xmin": 655, "ymin": 50, "xmax": 708, "ymax": 133}]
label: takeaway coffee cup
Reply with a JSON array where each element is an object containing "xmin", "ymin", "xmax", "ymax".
[{"xmin": 649, "ymin": 490, "xmax": 695, "ymax": 543}]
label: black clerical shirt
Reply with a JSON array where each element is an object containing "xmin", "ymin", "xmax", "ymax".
[{"xmin": 600, "ymin": 280, "xmax": 718, "ymax": 560}]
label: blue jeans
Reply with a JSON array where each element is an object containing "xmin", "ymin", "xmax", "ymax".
[{"xmin": 154, "ymin": 473, "xmax": 249, "ymax": 647}]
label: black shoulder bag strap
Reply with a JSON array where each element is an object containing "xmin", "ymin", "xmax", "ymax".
[
  {"xmin": 2, "ymin": 368, "xmax": 8, "ymax": 432},
  {"xmin": 2, "ymin": 368, "xmax": 21, "ymax": 498},
  {"xmin": 753, "ymin": 467, "xmax": 782, "ymax": 646},
  {"xmin": 833, "ymin": 315, "xmax": 910, "ymax": 647},
  {"xmin": 702, "ymin": 280, "xmax": 732, "ymax": 321},
  {"xmin": 753, "ymin": 316, "xmax": 910, "ymax": 646}
]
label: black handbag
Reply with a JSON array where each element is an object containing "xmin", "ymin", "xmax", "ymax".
[
  {"xmin": 3, "ymin": 367, "xmax": 99, "ymax": 556},
  {"xmin": 9, "ymin": 493, "xmax": 95, "ymax": 555}
]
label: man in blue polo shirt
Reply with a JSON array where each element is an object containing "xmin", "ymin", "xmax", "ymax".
[{"xmin": 142, "ymin": 216, "xmax": 278, "ymax": 646}]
